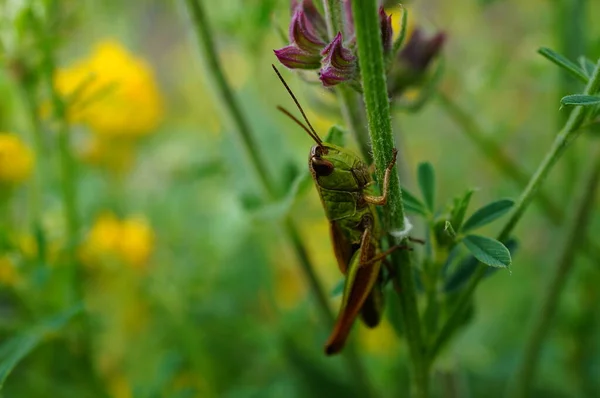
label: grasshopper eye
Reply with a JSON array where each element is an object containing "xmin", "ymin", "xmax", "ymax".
[{"xmin": 311, "ymin": 157, "xmax": 334, "ymax": 176}]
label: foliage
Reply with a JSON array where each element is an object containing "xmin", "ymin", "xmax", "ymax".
[{"xmin": 1, "ymin": 0, "xmax": 600, "ymax": 397}]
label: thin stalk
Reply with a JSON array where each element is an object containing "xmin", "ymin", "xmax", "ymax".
[
  {"xmin": 34, "ymin": 8, "xmax": 80, "ymax": 278},
  {"xmin": 429, "ymin": 58, "xmax": 600, "ymax": 361},
  {"xmin": 556, "ymin": 0, "xmax": 587, "ymax": 199},
  {"xmin": 437, "ymin": 92, "xmax": 600, "ymax": 265},
  {"xmin": 181, "ymin": 1, "xmax": 374, "ymax": 394},
  {"xmin": 350, "ymin": 0, "xmax": 427, "ymax": 396},
  {"xmin": 510, "ymin": 144, "xmax": 600, "ymax": 398},
  {"xmin": 20, "ymin": 84, "xmax": 47, "ymax": 262},
  {"xmin": 321, "ymin": 0, "xmax": 373, "ymax": 162}
]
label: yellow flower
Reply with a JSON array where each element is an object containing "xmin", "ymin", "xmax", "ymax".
[
  {"xmin": 0, "ymin": 133, "xmax": 34, "ymax": 185},
  {"xmin": 0, "ymin": 256, "xmax": 19, "ymax": 286},
  {"xmin": 357, "ymin": 319, "xmax": 400, "ymax": 356},
  {"xmin": 54, "ymin": 40, "xmax": 164, "ymax": 138},
  {"xmin": 81, "ymin": 212, "xmax": 154, "ymax": 270},
  {"xmin": 119, "ymin": 217, "xmax": 154, "ymax": 270}
]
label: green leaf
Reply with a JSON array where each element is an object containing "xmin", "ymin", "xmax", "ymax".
[
  {"xmin": 461, "ymin": 199, "xmax": 514, "ymax": 232},
  {"xmin": 450, "ymin": 189, "xmax": 475, "ymax": 231},
  {"xmin": 417, "ymin": 162, "xmax": 435, "ymax": 212},
  {"xmin": 538, "ymin": 47, "xmax": 588, "ymax": 84},
  {"xmin": 324, "ymin": 125, "xmax": 346, "ymax": 146},
  {"xmin": 462, "ymin": 235, "xmax": 511, "ymax": 268},
  {"xmin": 401, "ymin": 188, "xmax": 428, "ymax": 216},
  {"xmin": 579, "ymin": 56, "xmax": 596, "ymax": 78},
  {"xmin": 0, "ymin": 305, "xmax": 81, "ymax": 389},
  {"xmin": 560, "ymin": 94, "xmax": 600, "ymax": 107}
]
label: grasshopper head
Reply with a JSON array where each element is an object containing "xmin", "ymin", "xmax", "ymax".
[{"xmin": 310, "ymin": 143, "xmax": 369, "ymax": 190}]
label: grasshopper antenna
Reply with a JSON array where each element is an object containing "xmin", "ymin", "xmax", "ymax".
[
  {"xmin": 272, "ymin": 64, "xmax": 323, "ymax": 145},
  {"xmin": 276, "ymin": 106, "xmax": 321, "ymax": 144}
]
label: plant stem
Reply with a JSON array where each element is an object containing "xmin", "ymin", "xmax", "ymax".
[
  {"xmin": 20, "ymin": 84, "xmax": 47, "ymax": 262},
  {"xmin": 436, "ymin": 91, "xmax": 600, "ymax": 265},
  {"xmin": 323, "ymin": 0, "xmax": 343, "ymax": 39},
  {"xmin": 429, "ymin": 58, "xmax": 600, "ymax": 361},
  {"xmin": 321, "ymin": 0, "xmax": 373, "ymax": 162},
  {"xmin": 181, "ymin": 1, "xmax": 374, "ymax": 394},
  {"xmin": 510, "ymin": 144, "xmax": 600, "ymax": 398},
  {"xmin": 350, "ymin": 0, "xmax": 427, "ymax": 396},
  {"xmin": 35, "ymin": 9, "xmax": 80, "ymax": 276}
]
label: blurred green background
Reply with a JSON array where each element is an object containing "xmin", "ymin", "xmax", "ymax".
[{"xmin": 1, "ymin": 0, "xmax": 600, "ymax": 397}]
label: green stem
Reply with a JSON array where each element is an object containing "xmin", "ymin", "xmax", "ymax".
[
  {"xmin": 437, "ymin": 91, "xmax": 600, "ymax": 265},
  {"xmin": 510, "ymin": 144, "xmax": 600, "ymax": 398},
  {"xmin": 321, "ymin": 0, "xmax": 373, "ymax": 162},
  {"xmin": 323, "ymin": 0, "xmax": 344, "ymax": 39},
  {"xmin": 429, "ymin": 58, "xmax": 600, "ymax": 361},
  {"xmin": 20, "ymin": 84, "xmax": 47, "ymax": 262},
  {"xmin": 181, "ymin": 1, "xmax": 374, "ymax": 394},
  {"xmin": 350, "ymin": 0, "xmax": 427, "ymax": 396},
  {"xmin": 34, "ymin": 7, "xmax": 80, "ymax": 274}
]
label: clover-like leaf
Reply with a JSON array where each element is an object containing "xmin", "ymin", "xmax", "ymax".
[
  {"xmin": 462, "ymin": 234, "xmax": 511, "ymax": 268},
  {"xmin": 401, "ymin": 188, "xmax": 428, "ymax": 216},
  {"xmin": 560, "ymin": 94, "xmax": 600, "ymax": 107},
  {"xmin": 461, "ymin": 199, "xmax": 514, "ymax": 232},
  {"xmin": 538, "ymin": 47, "xmax": 588, "ymax": 84},
  {"xmin": 417, "ymin": 162, "xmax": 435, "ymax": 212}
]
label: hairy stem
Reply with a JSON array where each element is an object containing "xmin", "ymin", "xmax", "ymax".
[
  {"xmin": 429, "ymin": 58, "xmax": 600, "ymax": 361},
  {"xmin": 350, "ymin": 0, "xmax": 427, "ymax": 396},
  {"xmin": 181, "ymin": 1, "xmax": 373, "ymax": 394},
  {"xmin": 322, "ymin": 0, "xmax": 373, "ymax": 162},
  {"xmin": 510, "ymin": 144, "xmax": 600, "ymax": 398}
]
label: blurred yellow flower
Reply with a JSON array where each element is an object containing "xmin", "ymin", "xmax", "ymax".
[
  {"xmin": 54, "ymin": 40, "xmax": 164, "ymax": 138},
  {"xmin": 386, "ymin": 5, "xmax": 416, "ymax": 41},
  {"xmin": 119, "ymin": 217, "xmax": 154, "ymax": 270},
  {"xmin": 0, "ymin": 256, "xmax": 19, "ymax": 286},
  {"xmin": 358, "ymin": 319, "xmax": 400, "ymax": 356},
  {"xmin": 81, "ymin": 212, "xmax": 154, "ymax": 270},
  {"xmin": 0, "ymin": 133, "xmax": 34, "ymax": 185}
]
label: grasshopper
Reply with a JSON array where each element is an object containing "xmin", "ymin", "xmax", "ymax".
[{"xmin": 273, "ymin": 65, "xmax": 404, "ymax": 355}]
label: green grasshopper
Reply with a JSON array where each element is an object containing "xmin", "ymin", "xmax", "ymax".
[{"xmin": 273, "ymin": 65, "xmax": 404, "ymax": 355}]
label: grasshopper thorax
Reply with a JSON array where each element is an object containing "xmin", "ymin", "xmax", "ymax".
[{"xmin": 309, "ymin": 143, "xmax": 370, "ymax": 191}]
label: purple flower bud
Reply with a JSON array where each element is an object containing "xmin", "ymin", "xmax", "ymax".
[
  {"xmin": 319, "ymin": 32, "xmax": 357, "ymax": 87},
  {"xmin": 274, "ymin": 0, "xmax": 327, "ymax": 70},
  {"xmin": 388, "ymin": 28, "xmax": 446, "ymax": 96},
  {"xmin": 379, "ymin": 7, "xmax": 393, "ymax": 55},
  {"xmin": 274, "ymin": 45, "xmax": 322, "ymax": 69},
  {"xmin": 291, "ymin": 0, "xmax": 327, "ymax": 39},
  {"xmin": 399, "ymin": 28, "xmax": 446, "ymax": 72},
  {"xmin": 289, "ymin": 10, "xmax": 327, "ymax": 53}
]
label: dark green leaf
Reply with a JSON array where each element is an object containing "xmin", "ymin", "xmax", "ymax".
[
  {"xmin": 444, "ymin": 239, "xmax": 518, "ymax": 292},
  {"xmin": 538, "ymin": 47, "xmax": 588, "ymax": 84},
  {"xmin": 461, "ymin": 199, "xmax": 514, "ymax": 232},
  {"xmin": 560, "ymin": 94, "xmax": 600, "ymax": 107},
  {"xmin": 401, "ymin": 188, "xmax": 428, "ymax": 216},
  {"xmin": 324, "ymin": 125, "xmax": 346, "ymax": 146},
  {"xmin": 417, "ymin": 162, "xmax": 435, "ymax": 212},
  {"xmin": 450, "ymin": 189, "xmax": 475, "ymax": 231},
  {"xmin": 462, "ymin": 235, "xmax": 512, "ymax": 268},
  {"xmin": 579, "ymin": 56, "xmax": 596, "ymax": 78},
  {"xmin": 0, "ymin": 305, "xmax": 81, "ymax": 389}
]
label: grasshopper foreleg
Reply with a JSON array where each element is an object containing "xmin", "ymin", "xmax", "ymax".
[{"xmin": 363, "ymin": 148, "xmax": 398, "ymax": 206}]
